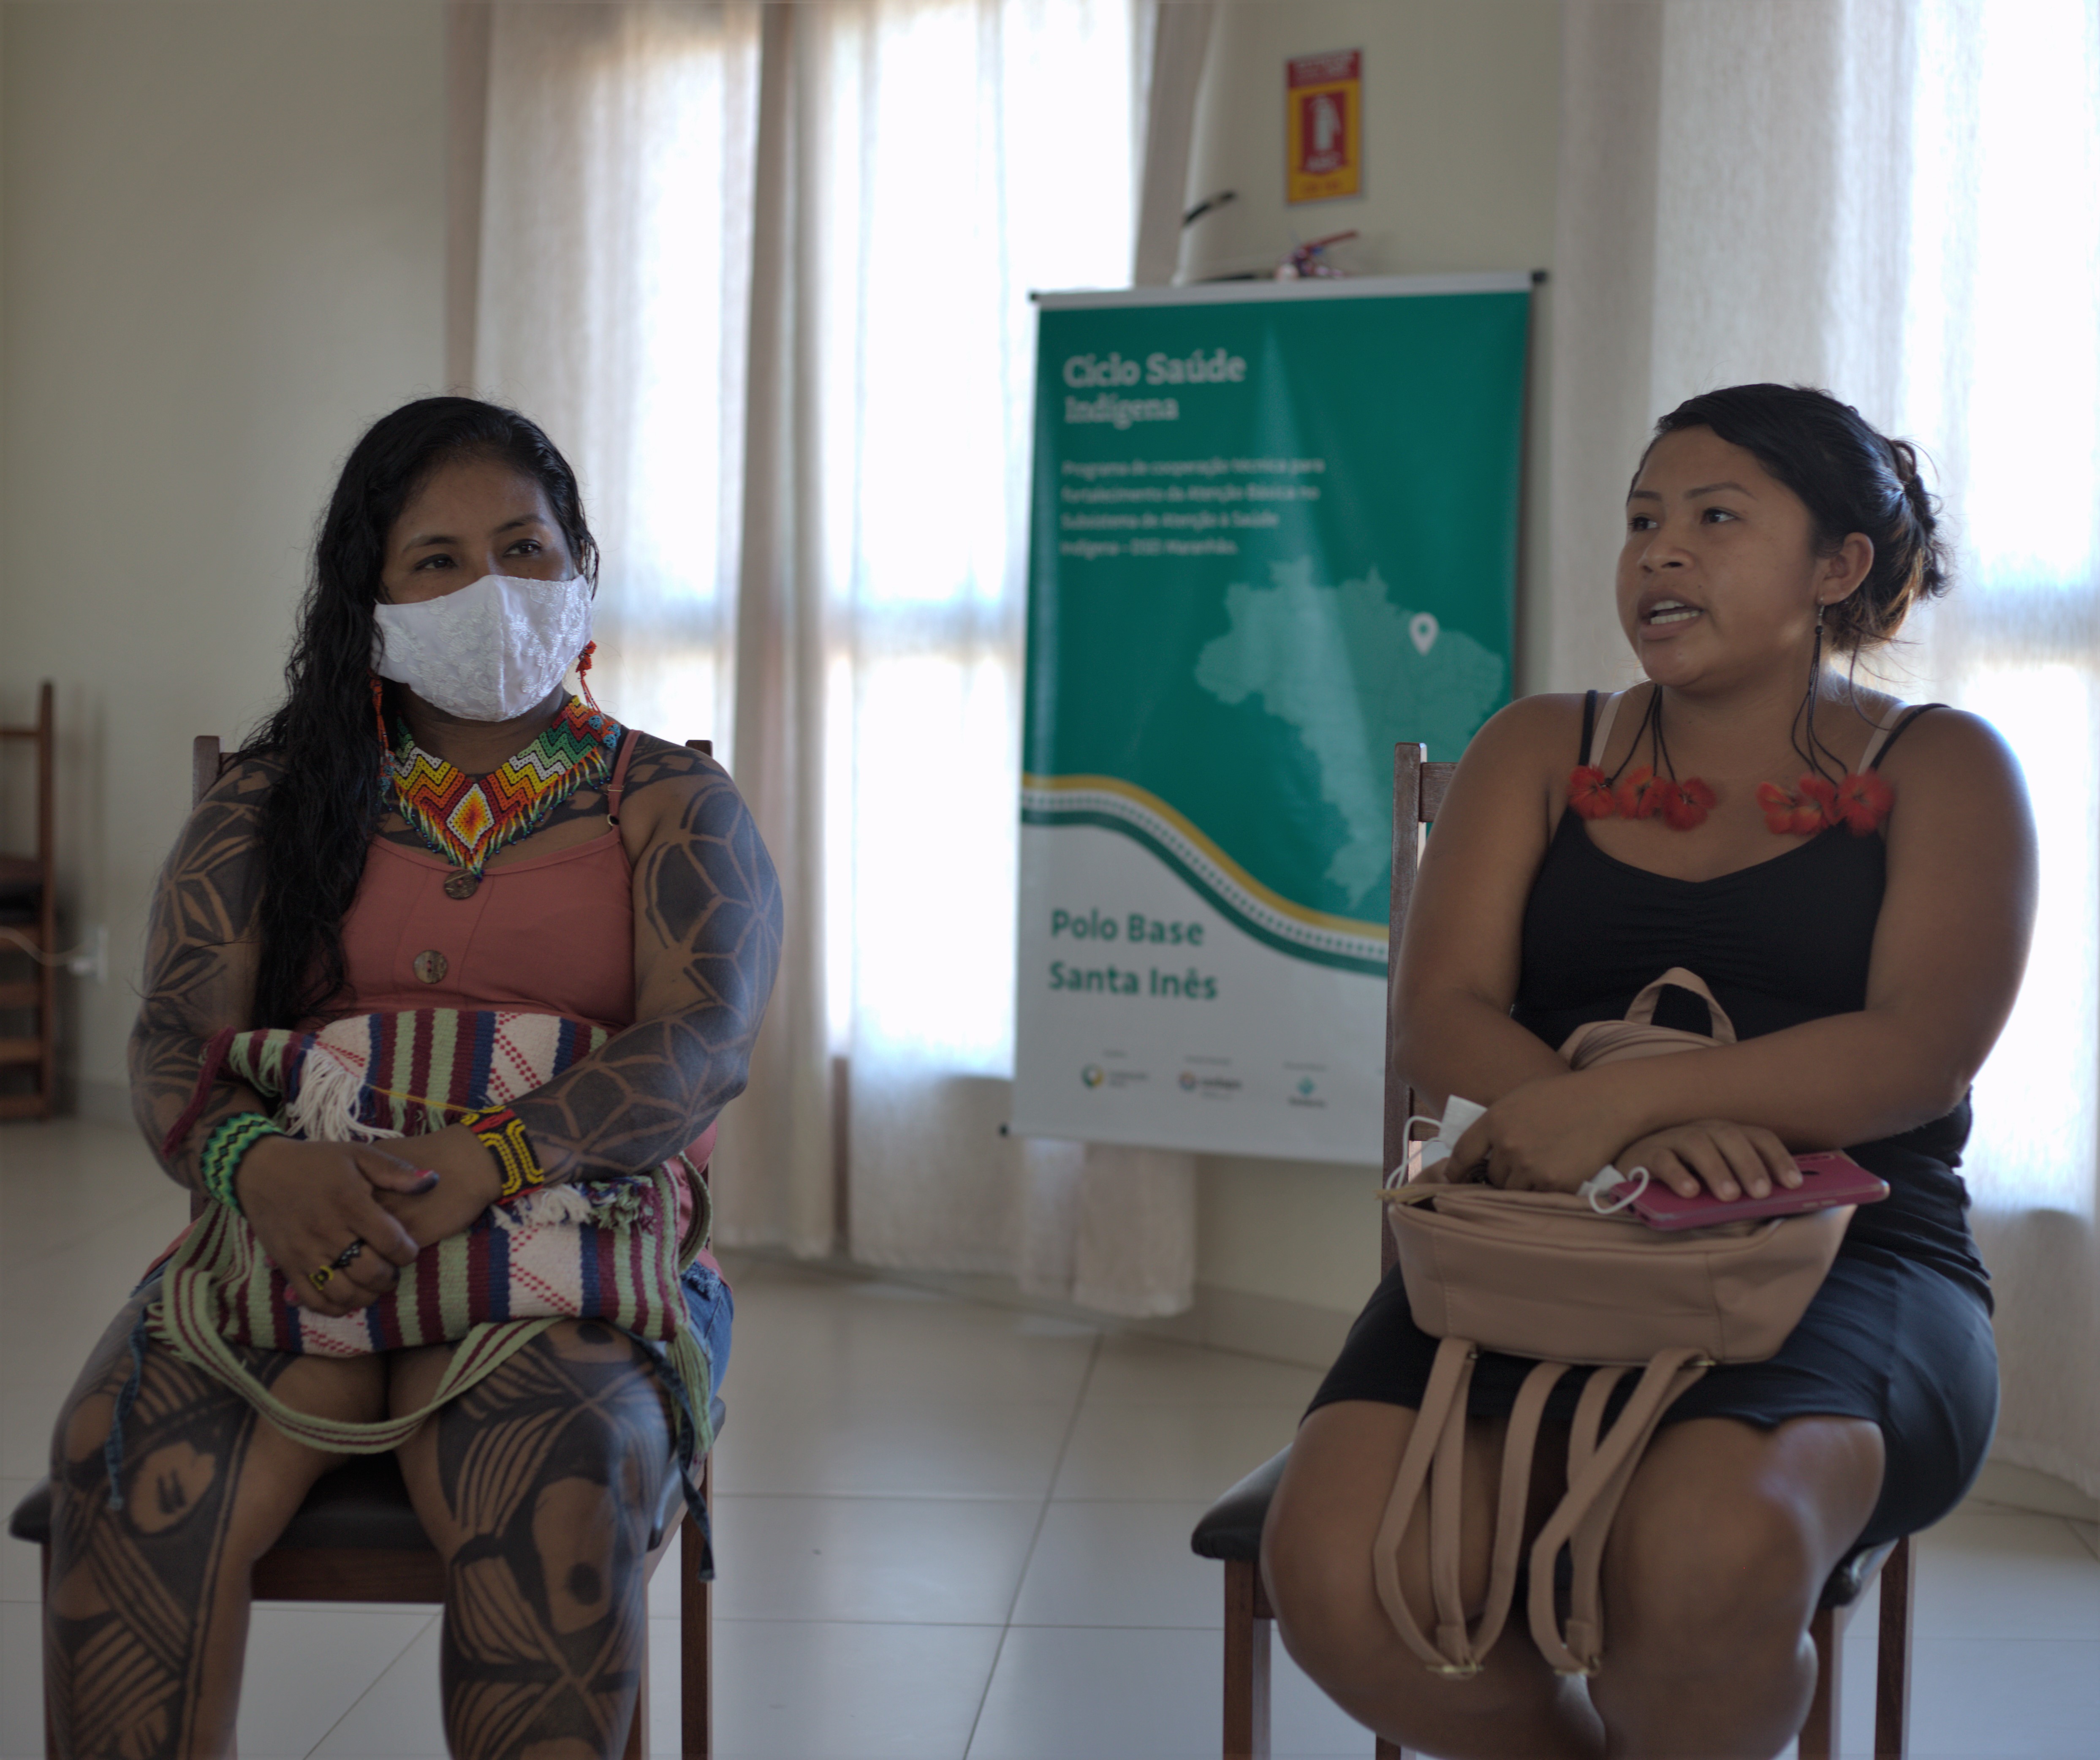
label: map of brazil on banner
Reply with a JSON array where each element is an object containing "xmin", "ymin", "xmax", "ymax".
[{"xmin": 1013, "ymin": 275, "xmax": 1531, "ymax": 1163}]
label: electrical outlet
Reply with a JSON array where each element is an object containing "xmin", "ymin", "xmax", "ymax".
[{"xmin": 68, "ymin": 925, "xmax": 108, "ymax": 985}]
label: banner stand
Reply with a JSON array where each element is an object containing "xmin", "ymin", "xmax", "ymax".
[{"xmin": 1013, "ymin": 274, "xmax": 1531, "ymax": 1164}]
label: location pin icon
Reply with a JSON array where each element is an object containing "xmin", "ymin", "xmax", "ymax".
[{"xmin": 1409, "ymin": 612, "xmax": 1439, "ymax": 656}]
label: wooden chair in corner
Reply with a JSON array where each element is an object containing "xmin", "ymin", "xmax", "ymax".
[
  {"xmin": 0, "ymin": 680, "xmax": 59, "ymax": 1121},
  {"xmin": 1188, "ymin": 741, "xmax": 1916, "ymax": 1760},
  {"xmin": 7, "ymin": 734, "xmax": 723, "ymax": 1760}
]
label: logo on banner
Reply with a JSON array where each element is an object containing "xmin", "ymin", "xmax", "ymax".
[
  {"xmin": 1082, "ymin": 1064, "xmax": 1105, "ymax": 1088},
  {"xmin": 1289, "ymin": 1073, "xmax": 1327, "ymax": 1110},
  {"xmin": 1288, "ymin": 49, "xmax": 1362, "ymax": 204}
]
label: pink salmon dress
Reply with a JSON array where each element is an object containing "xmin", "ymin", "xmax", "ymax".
[{"xmin": 326, "ymin": 731, "xmax": 719, "ymax": 1256}]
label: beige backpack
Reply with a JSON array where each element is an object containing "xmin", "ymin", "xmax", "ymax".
[{"xmin": 1377, "ymin": 969, "xmax": 1854, "ymax": 1677}]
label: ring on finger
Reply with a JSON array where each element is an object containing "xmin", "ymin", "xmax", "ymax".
[
  {"xmin": 307, "ymin": 1264, "xmax": 337, "ymax": 1293},
  {"xmin": 331, "ymin": 1238, "xmax": 366, "ymax": 1271}
]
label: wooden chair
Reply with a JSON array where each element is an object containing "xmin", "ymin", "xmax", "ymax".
[
  {"xmin": 7, "ymin": 733, "xmax": 723, "ymax": 1758},
  {"xmin": 1190, "ymin": 742, "xmax": 1915, "ymax": 1760},
  {"xmin": 0, "ymin": 680, "xmax": 58, "ymax": 1121}
]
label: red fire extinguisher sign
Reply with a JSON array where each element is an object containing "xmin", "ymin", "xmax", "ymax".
[{"xmin": 1286, "ymin": 49, "xmax": 1361, "ymax": 204}]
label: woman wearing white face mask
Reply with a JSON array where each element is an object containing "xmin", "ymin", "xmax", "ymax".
[{"xmin": 46, "ymin": 398, "xmax": 778, "ymax": 1758}]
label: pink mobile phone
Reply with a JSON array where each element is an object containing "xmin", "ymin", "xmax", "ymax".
[{"xmin": 1622, "ymin": 1151, "xmax": 1890, "ymax": 1232}]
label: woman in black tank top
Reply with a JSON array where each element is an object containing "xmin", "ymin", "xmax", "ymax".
[{"xmin": 1266, "ymin": 385, "xmax": 2035, "ymax": 1760}]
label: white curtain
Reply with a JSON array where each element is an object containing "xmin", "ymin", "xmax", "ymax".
[
  {"xmin": 1553, "ymin": 0, "xmax": 2100, "ymax": 1497},
  {"xmin": 471, "ymin": 3, "xmax": 758, "ymax": 750},
  {"xmin": 466, "ymin": 1, "xmax": 1211, "ymax": 1309},
  {"xmin": 469, "ymin": 2, "xmax": 805, "ymax": 1246}
]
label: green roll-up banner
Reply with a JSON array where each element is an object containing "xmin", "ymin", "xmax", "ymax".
[{"xmin": 1013, "ymin": 274, "xmax": 1531, "ymax": 1163}]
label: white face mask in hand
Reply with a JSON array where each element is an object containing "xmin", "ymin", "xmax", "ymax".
[
  {"xmin": 372, "ymin": 574, "xmax": 594, "ymax": 722},
  {"xmin": 1418, "ymin": 1094, "xmax": 1488, "ymax": 1177}
]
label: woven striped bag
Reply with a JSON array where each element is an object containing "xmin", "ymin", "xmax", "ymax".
[{"xmin": 146, "ymin": 1009, "xmax": 711, "ymax": 1461}]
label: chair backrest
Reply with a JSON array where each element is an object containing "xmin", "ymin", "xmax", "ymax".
[
  {"xmin": 191, "ymin": 735, "xmax": 223, "ymax": 811},
  {"xmin": 1381, "ymin": 745, "xmax": 1459, "ymax": 1273}
]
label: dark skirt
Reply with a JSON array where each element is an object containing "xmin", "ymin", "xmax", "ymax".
[{"xmin": 1309, "ymin": 1143, "xmax": 1998, "ymax": 1549}]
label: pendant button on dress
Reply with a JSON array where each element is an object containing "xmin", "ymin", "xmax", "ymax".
[
  {"xmin": 413, "ymin": 950, "xmax": 449, "ymax": 985},
  {"xmin": 443, "ymin": 869, "xmax": 481, "ymax": 900}
]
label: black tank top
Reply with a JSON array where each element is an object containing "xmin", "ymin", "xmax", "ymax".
[{"xmin": 1510, "ymin": 691, "xmax": 1989, "ymax": 1303}]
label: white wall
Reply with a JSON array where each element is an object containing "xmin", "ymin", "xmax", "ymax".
[
  {"xmin": 1176, "ymin": 0, "xmax": 1562, "ymax": 1335},
  {"xmin": 0, "ymin": 0, "xmax": 448, "ymax": 1121},
  {"xmin": 1177, "ymin": 0, "xmax": 1560, "ymax": 286}
]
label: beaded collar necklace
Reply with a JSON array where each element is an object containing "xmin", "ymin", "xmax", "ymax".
[{"xmin": 383, "ymin": 694, "xmax": 623, "ymax": 892}]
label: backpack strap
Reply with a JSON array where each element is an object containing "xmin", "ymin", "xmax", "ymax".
[
  {"xmin": 1373, "ymin": 1341, "xmax": 1571, "ymax": 1674},
  {"xmin": 1374, "ymin": 1336, "xmax": 1480, "ymax": 1672},
  {"xmin": 1472, "ymin": 1360, "xmax": 1570, "ymax": 1658},
  {"xmin": 1557, "ymin": 1366, "xmax": 1637, "ymax": 1670},
  {"xmin": 1622, "ymin": 966, "xmax": 1738, "ymax": 1045},
  {"xmin": 1526, "ymin": 1346, "xmax": 1711, "ymax": 1675},
  {"xmin": 1373, "ymin": 1340, "xmax": 1712, "ymax": 1677}
]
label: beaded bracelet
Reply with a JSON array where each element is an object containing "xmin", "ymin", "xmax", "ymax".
[
  {"xmin": 462, "ymin": 1105, "xmax": 548, "ymax": 1200},
  {"xmin": 198, "ymin": 1113, "xmax": 286, "ymax": 1213}
]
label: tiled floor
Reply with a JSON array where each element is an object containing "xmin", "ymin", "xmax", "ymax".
[{"xmin": 5, "ymin": 1118, "xmax": 2097, "ymax": 1759}]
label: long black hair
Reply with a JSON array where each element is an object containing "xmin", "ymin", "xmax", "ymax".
[{"xmin": 243, "ymin": 397, "xmax": 598, "ymax": 1026}]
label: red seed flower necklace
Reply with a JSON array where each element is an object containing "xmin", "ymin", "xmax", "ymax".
[{"xmin": 1569, "ymin": 684, "xmax": 1894, "ymax": 838}]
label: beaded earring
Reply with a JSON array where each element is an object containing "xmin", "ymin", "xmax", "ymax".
[
  {"xmin": 576, "ymin": 640, "xmax": 602, "ymax": 713},
  {"xmin": 370, "ymin": 675, "xmax": 395, "ymax": 783}
]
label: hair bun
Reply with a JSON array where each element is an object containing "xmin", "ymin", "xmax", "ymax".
[{"xmin": 1888, "ymin": 437, "xmax": 1932, "ymax": 511}]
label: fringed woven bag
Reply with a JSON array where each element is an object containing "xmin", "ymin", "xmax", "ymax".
[{"xmin": 146, "ymin": 1008, "xmax": 712, "ymax": 1463}]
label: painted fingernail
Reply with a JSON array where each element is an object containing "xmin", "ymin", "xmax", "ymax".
[{"xmin": 413, "ymin": 1172, "xmax": 440, "ymax": 1192}]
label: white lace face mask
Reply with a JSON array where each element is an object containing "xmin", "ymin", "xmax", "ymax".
[{"xmin": 372, "ymin": 574, "xmax": 594, "ymax": 722}]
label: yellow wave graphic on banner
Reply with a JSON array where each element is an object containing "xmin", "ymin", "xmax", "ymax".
[{"xmin": 1021, "ymin": 772, "xmax": 1388, "ymax": 960}]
